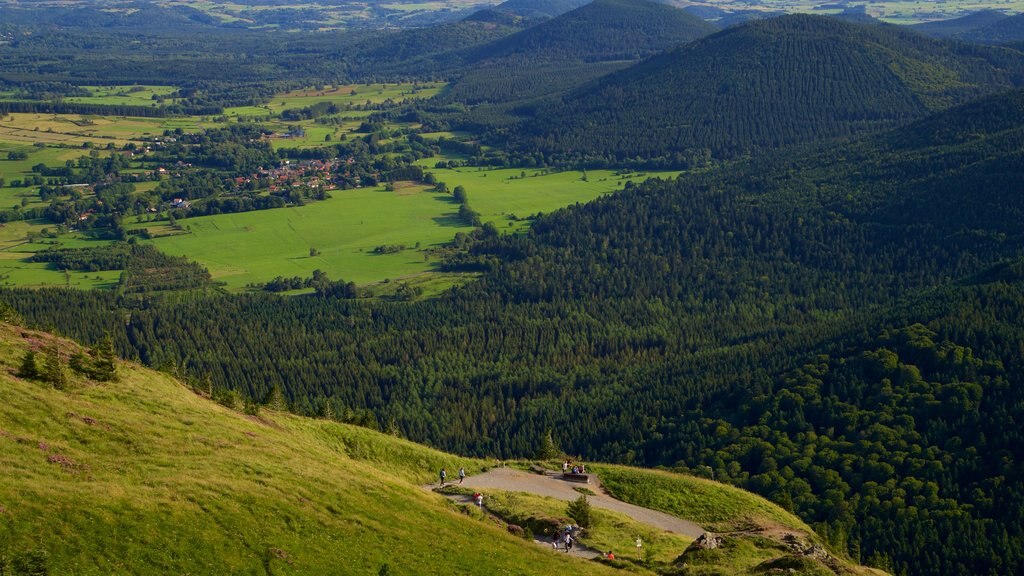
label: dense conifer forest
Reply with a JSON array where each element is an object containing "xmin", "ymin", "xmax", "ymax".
[
  {"xmin": 496, "ymin": 15, "xmax": 1024, "ymax": 165},
  {"xmin": 7, "ymin": 85, "xmax": 1024, "ymax": 575},
  {"xmin": 3, "ymin": 2, "xmax": 1024, "ymax": 574}
]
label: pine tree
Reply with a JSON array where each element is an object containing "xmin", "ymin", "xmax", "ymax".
[
  {"xmin": 538, "ymin": 429, "xmax": 562, "ymax": 460},
  {"xmin": 92, "ymin": 335, "xmax": 117, "ymax": 382},
  {"xmin": 318, "ymin": 397, "xmax": 336, "ymax": 420},
  {"xmin": 43, "ymin": 345, "xmax": 67, "ymax": 390},
  {"xmin": 567, "ymin": 495, "xmax": 593, "ymax": 528},
  {"xmin": 17, "ymin": 350, "xmax": 39, "ymax": 380},
  {"xmin": 264, "ymin": 385, "xmax": 287, "ymax": 412},
  {"xmin": 0, "ymin": 300, "xmax": 21, "ymax": 325}
]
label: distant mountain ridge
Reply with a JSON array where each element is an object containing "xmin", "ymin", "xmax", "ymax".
[
  {"xmin": 910, "ymin": 9, "xmax": 1010, "ymax": 38},
  {"xmin": 506, "ymin": 14, "xmax": 1024, "ymax": 164},
  {"xmin": 463, "ymin": 0, "xmax": 715, "ymax": 64},
  {"xmin": 443, "ymin": 0, "xmax": 716, "ymax": 106},
  {"xmin": 479, "ymin": 0, "xmax": 592, "ymax": 19}
]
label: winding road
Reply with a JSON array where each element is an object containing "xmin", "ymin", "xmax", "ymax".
[{"xmin": 450, "ymin": 467, "xmax": 705, "ymax": 539}]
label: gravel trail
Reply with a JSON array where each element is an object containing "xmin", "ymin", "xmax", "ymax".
[{"xmin": 452, "ymin": 467, "xmax": 705, "ymax": 539}]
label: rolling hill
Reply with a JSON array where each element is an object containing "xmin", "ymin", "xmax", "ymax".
[
  {"xmin": 443, "ymin": 0, "xmax": 716, "ymax": 106},
  {"xmin": 0, "ymin": 320, "xmax": 878, "ymax": 575},
  {"xmin": 911, "ymin": 10, "xmax": 1024, "ymax": 44},
  {"xmin": 960, "ymin": 11, "xmax": 1024, "ymax": 43},
  {"xmin": 477, "ymin": 0, "xmax": 593, "ymax": 20},
  {"xmin": 6, "ymin": 82, "xmax": 1024, "ymax": 576},
  {"xmin": 506, "ymin": 14, "xmax": 1024, "ymax": 164},
  {"xmin": 910, "ymin": 9, "xmax": 1010, "ymax": 38}
]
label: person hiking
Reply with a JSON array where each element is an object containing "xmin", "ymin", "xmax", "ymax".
[
  {"xmin": 563, "ymin": 531, "xmax": 573, "ymax": 553},
  {"xmin": 458, "ymin": 467, "xmax": 466, "ymax": 484},
  {"xmin": 439, "ymin": 468, "xmax": 447, "ymax": 486}
]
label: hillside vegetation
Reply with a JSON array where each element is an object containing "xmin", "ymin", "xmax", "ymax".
[
  {"xmin": 504, "ymin": 14, "xmax": 1024, "ymax": 165},
  {"xmin": 6, "ymin": 84, "xmax": 1024, "ymax": 576},
  {"xmin": 0, "ymin": 320, "xmax": 873, "ymax": 575},
  {"xmin": 442, "ymin": 0, "xmax": 716, "ymax": 107}
]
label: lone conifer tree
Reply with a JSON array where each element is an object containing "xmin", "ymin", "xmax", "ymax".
[
  {"xmin": 17, "ymin": 350, "xmax": 39, "ymax": 380},
  {"xmin": 44, "ymin": 345, "xmax": 67, "ymax": 390},
  {"xmin": 92, "ymin": 335, "xmax": 117, "ymax": 382}
]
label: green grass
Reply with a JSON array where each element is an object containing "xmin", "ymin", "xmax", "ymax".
[
  {"xmin": 0, "ymin": 322, "xmax": 884, "ymax": 575},
  {"xmin": 224, "ymin": 83, "xmax": 444, "ymax": 119},
  {"xmin": 0, "ymin": 323, "xmax": 631, "ymax": 575},
  {"xmin": 133, "ymin": 168, "xmax": 681, "ymax": 290},
  {"xmin": 593, "ymin": 465, "xmax": 813, "ymax": 534},
  {"xmin": 62, "ymin": 85, "xmax": 181, "ymax": 107},
  {"xmin": 419, "ymin": 166, "xmax": 682, "ymax": 232},
  {"xmin": 131, "ymin": 184, "xmax": 474, "ymax": 289},
  {"xmin": 473, "ymin": 489, "xmax": 693, "ymax": 565}
]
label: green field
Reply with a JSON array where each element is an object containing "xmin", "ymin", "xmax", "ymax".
[
  {"xmin": 62, "ymin": 85, "xmax": 181, "ymax": 107},
  {"xmin": 421, "ymin": 166, "xmax": 683, "ymax": 232},
  {"xmin": 0, "ymin": 165, "xmax": 681, "ymax": 292},
  {"xmin": 224, "ymin": 82, "xmax": 443, "ymax": 119},
  {"xmin": 131, "ymin": 183, "xmax": 473, "ymax": 289},
  {"xmin": 127, "ymin": 168, "xmax": 681, "ymax": 290},
  {"xmin": 0, "ymin": 84, "xmax": 677, "ymax": 294},
  {"xmin": 698, "ymin": 0, "xmax": 1024, "ymax": 24}
]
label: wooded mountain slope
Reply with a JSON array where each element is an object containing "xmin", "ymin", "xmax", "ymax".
[
  {"xmin": 442, "ymin": 0, "xmax": 716, "ymax": 106},
  {"xmin": 6, "ymin": 86, "xmax": 1024, "ymax": 576},
  {"xmin": 959, "ymin": 11, "xmax": 1024, "ymax": 43},
  {"xmin": 0, "ymin": 320, "xmax": 878, "ymax": 575},
  {"xmin": 504, "ymin": 14, "xmax": 1024, "ymax": 165},
  {"xmin": 910, "ymin": 9, "xmax": 1010, "ymax": 38},
  {"xmin": 480, "ymin": 0, "xmax": 592, "ymax": 19}
]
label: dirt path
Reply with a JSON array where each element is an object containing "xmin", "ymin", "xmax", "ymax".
[
  {"xmin": 443, "ymin": 492, "xmax": 602, "ymax": 559},
  {"xmin": 451, "ymin": 468, "xmax": 705, "ymax": 539}
]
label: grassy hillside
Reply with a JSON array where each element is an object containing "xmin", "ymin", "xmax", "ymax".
[
  {"xmin": 0, "ymin": 320, "xmax": 875, "ymax": 575},
  {"xmin": 507, "ymin": 14, "xmax": 1024, "ymax": 164},
  {"xmin": 0, "ymin": 322, "xmax": 601, "ymax": 574}
]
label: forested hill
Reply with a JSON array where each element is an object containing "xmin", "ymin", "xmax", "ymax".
[
  {"xmin": 441, "ymin": 0, "xmax": 716, "ymax": 106},
  {"xmin": 479, "ymin": 0, "xmax": 592, "ymax": 19},
  {"xmin": 959, "ymin": 12, "xmax": 1024, "ymax": 43},
  {"xmin": 502, "ymin": 14, "xmax": 1024, "ymax": 166},
  {"xmin": 7, "ymin": 84, "xmax": 1024, "ymax": 576},
  {"xmin": 910, "ymin": 9, "xmax": 1010, "ymax": 38},
  {"xmin": 343, "ymin": 18, "xmax": 526, "ymax": 79},
  {"xmin": 462, "ymin": 0, "xmax": 715, "ymax": 64}
]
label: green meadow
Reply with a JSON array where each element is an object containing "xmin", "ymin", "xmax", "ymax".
[
  {"xmin": 224, "ymin": 82, "xmax": 443, "ymax": 119},
  {"xmin": 0, "ymin": 167, "xmax": 681, "ymax": 292},
  {"xmin": 132, "ymin": 184, "xmax": 474, "ymax": 289},
  {"xmin": 421, "ymin": 166, "xmax": 683, "ymax": 232},
  {"xmin": 62, "ymin": 85, "xmax": 181, "ymax": 107},
  {"xmin": 0, "ymin": 83, "xmax": 682, "ymax": 294},
  {"xmin": 131, "ymin": 168, "xmax": 681, "ymax": 290}
]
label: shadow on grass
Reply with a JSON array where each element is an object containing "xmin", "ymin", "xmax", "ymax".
[{"xmin": 432, "ymin": 213, "xmax": 467, "ymax": 228}]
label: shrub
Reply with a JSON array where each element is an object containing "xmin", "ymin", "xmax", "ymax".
[{"xmin": 567, "ymin": 495, "xmax": 593, "ymax": 528}]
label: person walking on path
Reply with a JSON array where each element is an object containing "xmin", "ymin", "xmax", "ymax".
[
  {"xmin": 439, "ymin": 468, "xmax": 447, "ymax": 486},
  {"xmin": 563, "ymin": 531, "xmax": 574, "ymax": 553},
  {"xmin": 459, "ymin": 467, "xmax": 466, "ymax": 484}
]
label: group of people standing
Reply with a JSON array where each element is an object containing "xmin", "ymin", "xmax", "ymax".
[
  {"xmin": 561, "ymin": 460, "xmax": 586, "ymax": 474},
  {"xmin": 438, "ymin": 466, "xmax": 467, "ymax": 486}
]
